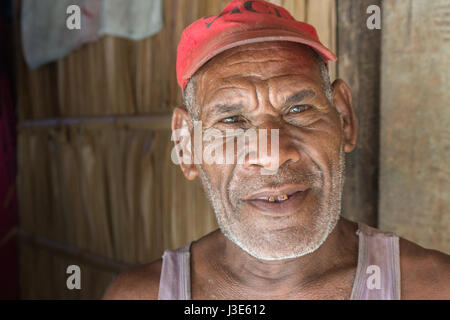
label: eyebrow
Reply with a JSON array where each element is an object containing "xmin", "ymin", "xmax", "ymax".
[
  {"xmin": 203, "ymin": 89, "xmax": 316, "ymax": 119},
  {"xmin": 284, "ymin": 89, "xmax": 315, "ymax": 105},
  {"xmin": 205, "ymin": 103, "xmax": 245, "ymax": 119}
]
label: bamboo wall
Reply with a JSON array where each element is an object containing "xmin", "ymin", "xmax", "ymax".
[{"xmin": 15, "ymin": 0, "xmax": 337, "ymax": 299}]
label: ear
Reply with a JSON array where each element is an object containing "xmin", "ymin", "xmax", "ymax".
[
  {"xmin": 171, "ymin": 106, "xmax": 199, "ymax": 180},
  {"xmin": 331, "ymin": 79, "xmax": 357, "ymax": 152}
]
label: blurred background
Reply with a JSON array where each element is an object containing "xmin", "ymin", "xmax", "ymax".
[{"xmin": 0, "ymin": 0, "xmax": 448, "ymax": 299}]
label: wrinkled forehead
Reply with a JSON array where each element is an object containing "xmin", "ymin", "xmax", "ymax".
[{"xmin": 195, "ymin": 41, "xmax": 322, "ymax": 104}]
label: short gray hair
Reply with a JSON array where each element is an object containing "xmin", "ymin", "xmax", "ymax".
[
  {"xmin": 183, "ymin": 76, "xmax": 199, "ymax": 120},
  {"xmin": 183, "ymin": 48, "xmax": 333, "ymax": 119}
]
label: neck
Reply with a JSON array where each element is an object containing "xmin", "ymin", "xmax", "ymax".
[{"xmin": 211, "ymin": 218, "xmax": 358, "ymax": 297}]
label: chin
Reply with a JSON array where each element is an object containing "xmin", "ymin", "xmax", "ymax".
[{"xmin": 219, "ymin": 206, "xmax": 341, "ymax": 261}]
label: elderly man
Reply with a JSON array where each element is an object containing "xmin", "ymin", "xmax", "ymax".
[{"xmin": 104, "ymin": 0, "xmax": 449, "ymax": 300}]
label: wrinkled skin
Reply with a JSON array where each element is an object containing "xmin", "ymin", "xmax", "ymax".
[
  {"xmin": 180, "ymin": 42, "xmax": 351, "ymax": 263},
  {"xmin": 103, "ymin": 41, "xmax": 450, "ymax": 300}
]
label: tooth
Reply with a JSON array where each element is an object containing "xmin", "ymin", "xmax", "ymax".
[
  {"xmin": 278, "ymin": 194, "xmax": 288, "ymax": 201},
  {"xmin": 268, "ymin": 196, "xmax": 276, "ymax": 202}
]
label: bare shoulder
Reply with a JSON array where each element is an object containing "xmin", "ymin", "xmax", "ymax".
[
  {"xmin": 102, "ymin": 258, "xmax": 162, "ymax": 300},
  {"xmin": 399, "ymin": 237, "xmax": 450, "ymax": 300}
]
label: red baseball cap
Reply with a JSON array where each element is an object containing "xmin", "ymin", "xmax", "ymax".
[{"xmin": 177, "ymin": 0, "xmax": 337, "ymax": 94}]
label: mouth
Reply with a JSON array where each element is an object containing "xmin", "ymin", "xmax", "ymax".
[{"xmin": 244, "ymin": 185, "xmax": 310, "ymax": 216}]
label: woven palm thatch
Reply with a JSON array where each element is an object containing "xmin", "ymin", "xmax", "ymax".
[{"xmin": 18, "ymin": 122, "xmax": 217, "ymax": 260}]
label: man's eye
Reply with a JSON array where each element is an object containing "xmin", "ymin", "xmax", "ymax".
[
  {"xmin": 220, "ymin": 116, "xmax": 242, "ymax": 123},
  {"xmin": 289, "ymin": 105, "xmax": 311, "ymax": 113}
]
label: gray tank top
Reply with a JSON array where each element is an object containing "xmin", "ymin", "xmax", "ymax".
[{"xmin": 157, "ymin": 223, "xmax": 401, "ymax": 300}]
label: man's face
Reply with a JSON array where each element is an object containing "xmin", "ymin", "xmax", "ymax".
[{"xmin": 181, "ymin": 41, "xmax": 352, "ymax": 260}]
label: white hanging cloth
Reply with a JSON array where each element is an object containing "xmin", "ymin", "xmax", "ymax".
[{"xmin": 21, "ymin": 0, "xmax": 163, "ymax": 69}]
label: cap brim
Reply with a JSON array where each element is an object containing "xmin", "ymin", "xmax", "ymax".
[{"xmin": 183, "ymin": 27, "xmax": 337, "ymax": 89}]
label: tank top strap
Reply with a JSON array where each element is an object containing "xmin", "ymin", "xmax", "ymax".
[
  {"xmin": 157, "ymin": 242, "xmax": 192, "ymax": 300},
  {"xmin": 350, "ymin": 222, "xmax": 401, "ymax": 300}
]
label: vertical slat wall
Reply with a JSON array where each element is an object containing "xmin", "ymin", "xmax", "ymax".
[
  {"xmin": 336, "ymin": 0, "xmax": 382, "ymax": 227},
  {"xmin": 379, "ymin": 0, "xmax": 450, "ymax": 254},
  {"xmin": 15, "ymin": 0, "xmax": 337, "ymax": 299}
]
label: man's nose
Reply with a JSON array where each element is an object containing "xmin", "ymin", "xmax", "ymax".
[{"xmin": 243, "ymin": 121, "xmax": 301, "ymax": 171}]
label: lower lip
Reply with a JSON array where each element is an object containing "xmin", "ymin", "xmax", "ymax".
[{"xmin": 245, "ymin": 190, "xmax": 310, "ymax": 216}]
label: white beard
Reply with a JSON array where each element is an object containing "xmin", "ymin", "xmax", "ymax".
[{"xmin": 199, "ymin": 144, "xmax": 346, "ymax": 261}]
